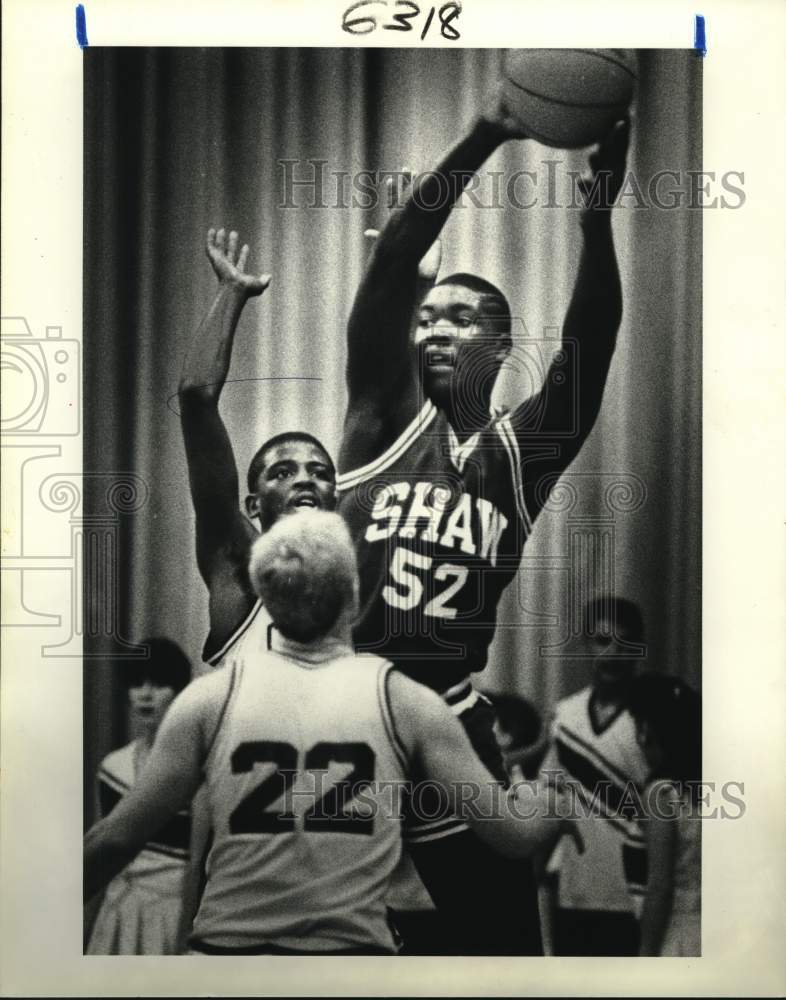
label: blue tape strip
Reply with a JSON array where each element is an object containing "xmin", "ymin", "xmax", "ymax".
[
  {"xmin": 76, "ymin": 4, "xmax": 89, "ymax": 48},
  {"xmin": 694, "ymin": 14, "xmax": 707, "ymax": 57}
]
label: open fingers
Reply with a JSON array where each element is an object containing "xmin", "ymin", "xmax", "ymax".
[
  {"xmin": 237, "ymin": 243, "xmax": 250, "ymax": 273},
  {"xmin": 227, "ymin": 230, "xmax": 239, "ymax": 264}
]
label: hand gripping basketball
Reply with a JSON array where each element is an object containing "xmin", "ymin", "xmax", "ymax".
[{"xmin": 576, "ymin": 118, "xmax": 631, "ymax": 215}]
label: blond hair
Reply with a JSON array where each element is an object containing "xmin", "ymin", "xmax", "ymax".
[{"xmin": 248, "ymin": 510, "xmax": 358, "ymax": 642}]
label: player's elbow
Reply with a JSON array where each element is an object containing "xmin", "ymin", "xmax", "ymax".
[{"xmin": 178, "ymin": 377, "xmax": 218, "ymax": 407}]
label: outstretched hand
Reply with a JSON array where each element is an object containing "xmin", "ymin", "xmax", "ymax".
[
  {"xmin": 364, "ymin": 170, "xmax": 442, "ymax": 281},
  {"xmin": 480, "ymin": 81, "xmax": 530, "ymax": 141},
  {"xmin": 206, "ymin": 228, "xmax": 271, "ymax": 297},
  {"xmin": 576, "ymin": 118, "xmax": 631, "ymax": 215}
]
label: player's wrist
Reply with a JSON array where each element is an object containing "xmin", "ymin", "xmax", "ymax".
[
  {"xmin": 217, "ymin": 277, "xmax": 254, "ymax": 302},
  {"xmin": 580, "ymin": 205, "xmax": 614, "ymax": 234},
  {"xmin": 471, "ymin": 113, "xmax": 509, "ymax": 149}
]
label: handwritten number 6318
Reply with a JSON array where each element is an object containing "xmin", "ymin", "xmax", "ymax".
[{"xmin": 342, "ymin": 0, "xmax": 462, "ymax": 40}]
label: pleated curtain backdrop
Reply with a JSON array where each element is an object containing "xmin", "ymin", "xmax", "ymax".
[{"xmin": 84, "ymin": 48, "xmax": 701, "ymax": 821}]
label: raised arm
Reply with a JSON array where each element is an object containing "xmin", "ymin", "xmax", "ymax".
[
  {"xmin": 512, "ymin": 121, "xmax": 630, "ymax": 519},
  {"xmin": 178, "ymin": 229, "xmax": 271, "ymax": 587},
  {"xmin": 83, "ymin": 673, "xmax": 226, "ymax": 902},
  {"xmin": 344, "ymin": 98, "xmax": 525, "ymax": 420},
  {"xmin": 388, "ymin": 672, "xmax": 577, "ymax": 860}
]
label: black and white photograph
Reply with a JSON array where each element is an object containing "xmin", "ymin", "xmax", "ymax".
[
  {"xmin": 81, "ymin": 45, "xmax": 703, "ymax": 959},
  {"xmin": 1, "ymin": 1, "xmax": 785, "ymax": 996}
]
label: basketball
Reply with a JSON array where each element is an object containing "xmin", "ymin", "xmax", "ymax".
[{"xmin": 502, "ymin": 49, "xmax": 636, "ymax": 149}]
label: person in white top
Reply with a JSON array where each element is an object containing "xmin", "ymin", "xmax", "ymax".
[
  {"xmin": 84, "ymin": 510, "xmax": 580, "ymax": 954},
  {"xmin": 538, "ymin": 596, "xmax": 651, "ymax": 956},
  {"xmin": 85, "ymin": 639, "xmax": 192, "ymax": 954},
  {"xmin": 628, "ymin": 673, "xmax": 701, "ymax": 957}
]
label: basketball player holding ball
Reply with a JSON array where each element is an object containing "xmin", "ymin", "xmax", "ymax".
[{"xmin": 337, "ymin": 81, "xmax": 631, "ymax": 954}]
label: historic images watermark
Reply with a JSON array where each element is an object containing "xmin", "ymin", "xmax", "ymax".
[
  {"xmin": 278, "ymin": 160, "xmax": 746, "ymax": 212},
  {"xmin": 0, "ymin": 315, "xmax": 149, "ymax": 658},
  {"xmin": 262, "ymin": 774, "xmax": 746, "ymax": 824}
]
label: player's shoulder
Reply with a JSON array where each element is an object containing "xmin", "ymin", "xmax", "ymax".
[
  {"xmin": 337, "ymin": 393, "xmax": 439, "ymax": 488},
  {"xmin": 179, "ymin": 665, "xmax": 236, "ymax": 707},
  {"xmin": 204, "ymin": 595, "xmax": 267, "ymax": 666},
  {"xmin": 386, "ymin": 668, "xmax": 452, "ymax": 729}
]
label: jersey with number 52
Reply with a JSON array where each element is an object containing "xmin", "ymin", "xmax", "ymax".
[{"xmin": 337, "ymin": 399, "xmax": 534, "ymax": 692}]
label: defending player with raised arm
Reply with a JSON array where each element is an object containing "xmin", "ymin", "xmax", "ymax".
[
  {"xmin": 84, "ymin": 511, "xmax": 579, "ymax": 955},
  {"xmin": 177, "ymin": 228, "xmax": 339, "ymax": 947},
  {"xmin": 178, "ymin": 227, "xmax": 337, "ymax": 663},
  {"xmin": 338, "ymin": 94, "xmax": 629, "ymax": 689}
]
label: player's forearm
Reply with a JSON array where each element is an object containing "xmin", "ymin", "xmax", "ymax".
[
  {"xmin": 465, "ymin": 783, "xmax": 567, "ymax": 860},
  {"xmin": 638, "ymin": 883, "xmax": 673, "ymax": 956},
  {"xmin": 83, "ymin": 820, "xmax": 144, "ymax": 901},
  {"xmin": 561, "ymin": 213, "xmax": 622, "ymax": 433},
  {"xmin": 376, "ymin": 117, "xmax": 506, "ymax": 268},
  {"xmin": 179, "ymin": 284, "xmax": 250, "ymax": 404},
  {"xmin": 565, "ymin": 212, "xmax": 622, "ymax": 354}
]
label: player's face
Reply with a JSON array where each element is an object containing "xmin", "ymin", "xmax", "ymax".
[
  {"xmin": 590, "ymin": 616, "xmax": 643, "ymax": 685},
  {"xmin": 415, "ymin": 285, "xmax": 508, "ymax": 404},
  {"xmin": 128, "ymin": 680, "xmax": 176, "ymax": 731},
  {"xmin": 250, "ymin": 441, "xmax": 336, "ymax": 532}
]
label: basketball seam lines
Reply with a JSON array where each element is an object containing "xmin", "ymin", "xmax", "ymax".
[
  {"xmin": 547, "ymin": 49, "xmax": 637, "ymax": 79},
  {"xmin": 505, "ymin": 76, "xmax": 631, "ymax": 111}
]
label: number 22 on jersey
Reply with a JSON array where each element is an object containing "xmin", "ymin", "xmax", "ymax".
[{"xmin": 229, "ymin": 740, "xmax": 376, "ymax": 836}]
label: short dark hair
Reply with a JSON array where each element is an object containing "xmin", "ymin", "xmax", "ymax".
[
  {"xmin": 435, "ymin": 272, "xmax": 512, "ymax": 346},
  {"xmin": 122, "ymin": 637, "xmax": 192, "ymax": 694},
  {"xmin": 584, "ymin": 595, "xmax": 645, "ymax": 640},
  {"xmin": 246, "ymin": 431, "xmax": 335, "ymax": 494}
]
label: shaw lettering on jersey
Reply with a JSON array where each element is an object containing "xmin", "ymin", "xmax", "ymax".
[{"xmin": 364, "ymin": 480, "xmax": 509, "ymax": 565}]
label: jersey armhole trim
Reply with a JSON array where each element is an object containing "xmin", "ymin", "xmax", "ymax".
[
  {"xmin": 377, "ymin": 664, "xmax": 409, "ymax": 773},
  {"xmin": 202, "ymin": 662, "xmax": 240, "ymax": 775},
  {"xmin": 336, "ymin": 400, "xmax": 438, "ymax": 491},
  {"xmin": 495, "ymin": 415, "xmax": 534, "ymax": 534},
  {"xmin": 205, "ymin": 599, "xmax": 263, "ymax": 666}
]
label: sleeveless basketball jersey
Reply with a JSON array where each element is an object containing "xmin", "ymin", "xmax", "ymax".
[
  {"xmin": 192, "ymin": 643, "xmax": 407, "ymax": 952},
  {"xmin": 203, "ymin": 599, "xmax": 272, "ymax": 668},
  {"xmin": 337, "ymin": 400, "xmax": 534, "ymax": 692},
  {"xmin": 548, "ymin": 688, "xmax": 649, "ymax": 913}
]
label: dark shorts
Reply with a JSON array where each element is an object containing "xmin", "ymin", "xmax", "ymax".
[{"xmin": 554, "ymin": 909, "xmax": 641, "ymax": 957}]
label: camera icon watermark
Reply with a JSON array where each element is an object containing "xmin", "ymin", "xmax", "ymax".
[{"xmin": 1, "ymin": 316, "xmax": 80, "ymax": 436}]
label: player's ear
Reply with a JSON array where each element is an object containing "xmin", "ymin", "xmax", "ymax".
[{"xmin": 245, "ymin": 493, "xmax": 261, "ymax": 520}]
